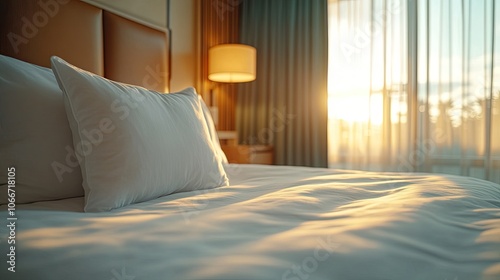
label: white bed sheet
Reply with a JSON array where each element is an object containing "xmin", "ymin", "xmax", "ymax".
[{"xmin": 1, "ymin": 164, "xmax": 500, "ymax": 280}]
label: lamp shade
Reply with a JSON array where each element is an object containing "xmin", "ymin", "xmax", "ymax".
[{"xmin": 208, "ymin": 44, "xmax": 256, "ymax": 83}]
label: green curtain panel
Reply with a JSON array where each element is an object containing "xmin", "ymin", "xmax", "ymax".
[{"xmin": 237, "ymin": 0, "xmax": 328, "ymax": 167}]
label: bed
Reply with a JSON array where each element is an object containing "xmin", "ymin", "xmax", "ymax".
[{"xmin": 1, "ymin": 1, "xmax": 500, "ymax": 280}]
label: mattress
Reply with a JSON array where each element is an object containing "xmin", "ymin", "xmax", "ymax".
[{"xmin": 1, "ymin": 164, "xmax": 500, "ymax": 280}]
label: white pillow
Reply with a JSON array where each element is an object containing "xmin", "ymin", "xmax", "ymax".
[
  {"xmin": 198, "ymin": 95, "xmax": 228, "ymax": 164},
  {"xmin": 50, "ymin": 56, "xmax": 229, "ymax": 212},
  {"xmin": 0, "ymin": 55, "xmax": 84, "ymax": 204}
]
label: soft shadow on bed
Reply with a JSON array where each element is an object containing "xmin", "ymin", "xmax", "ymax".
[{"xmin": 8, "ymin": 165, "xmax": 500, "ymax": 280}]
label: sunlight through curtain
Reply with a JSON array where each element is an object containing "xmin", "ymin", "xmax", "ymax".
[{"xmin": 328, "ymin": 0, "xmax": 500, "ymax": 184}]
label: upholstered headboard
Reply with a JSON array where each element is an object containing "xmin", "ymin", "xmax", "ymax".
[{"xmin": 0, "ymin": 0, "xmax": 170, "ymax": 92}]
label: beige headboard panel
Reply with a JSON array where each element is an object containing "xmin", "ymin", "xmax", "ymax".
[
  {"xmin": 0, "ymin": 0, "xmax": 170, "ymax": 92},
  {"xmin": 103, "ymin": 11, "xmax": 169, "ymax": 92},
  {"xmin": 0, "ymin": 0, "xmax": 104, "ymax": 74}
]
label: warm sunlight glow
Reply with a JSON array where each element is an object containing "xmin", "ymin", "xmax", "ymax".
[
  {"xmin": 327, "ymin": 0, "xmax": 500, "ymax": 183},
  {"xmin": 328, "ymin": 94, "xmax": 383, "ymax": 125}
]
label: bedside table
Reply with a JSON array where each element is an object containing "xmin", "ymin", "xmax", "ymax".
[
  {"xmin": 221, "ymin": 145, "xmax": 274, "ymax": 164},
  {"xmin": 217, "ymin": 130, "xmax": 238, "ymax": 146}
]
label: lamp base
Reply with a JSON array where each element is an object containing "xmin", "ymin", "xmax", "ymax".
[{"xmin": 209, "ymin": 106, "xmax": 218, "ymax": 127}]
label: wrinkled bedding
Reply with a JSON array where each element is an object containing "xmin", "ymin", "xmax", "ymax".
[{"xmin": 1, "ymin": 164, "xmax": 500, "ymax": 280}]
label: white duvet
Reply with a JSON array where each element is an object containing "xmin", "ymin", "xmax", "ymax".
[{"xmin": 1, "ymin": 164, "xmax": 500, "ymax": 280}]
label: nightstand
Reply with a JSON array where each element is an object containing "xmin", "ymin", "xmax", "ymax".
[
  {"xmin": 220, "ymin": 145, "xmax": 274, "ymax": 164},
  {"xmin": 217, "ymin": 130, "xmax": 238, "ymax": 146}
]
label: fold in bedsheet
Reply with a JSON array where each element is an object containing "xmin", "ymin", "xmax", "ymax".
[{"xmin": 1, "ymin": 164, "xmax": 499, "ymax": 280}]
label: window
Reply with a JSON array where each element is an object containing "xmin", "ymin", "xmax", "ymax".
[{"xmin": 328, "ymin": 0, "xmax": 500, "ymax": 184}]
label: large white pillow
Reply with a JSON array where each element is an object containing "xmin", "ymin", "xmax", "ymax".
[
  {"xmin": 0, "ymin": 55, "xmax": 84, "ymax": 204},
  {"xmin": 198, "ymin": 95, "xmax": 228, "ymax": 164},
  {"xmin": 50, "ymin": 56, "xmax": 229, "ymax": 212}
]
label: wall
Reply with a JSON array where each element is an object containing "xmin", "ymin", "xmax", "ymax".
[
  {"xmin": 82, "ymin": 0, "xmax": 167, "ymax": 30},
  {"xmin": 169, "ymin": 0, "xmax": 199, "ymax": 92}
]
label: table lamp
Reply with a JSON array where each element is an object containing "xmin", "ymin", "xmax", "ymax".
[{"xmin": 208, "ymin": 44, "xmax": 256, "ymax": 126}]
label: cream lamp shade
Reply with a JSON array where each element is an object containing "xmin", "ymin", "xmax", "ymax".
[{"xmin": 208, "ymin": 44, "xmax": 256, "ymax": 83}]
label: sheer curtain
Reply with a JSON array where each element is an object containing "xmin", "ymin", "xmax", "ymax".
[{"xmin": 328, "ymin": 0, "xmax": 500, "ymax": 184}]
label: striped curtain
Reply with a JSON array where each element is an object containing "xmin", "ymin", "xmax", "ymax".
[
  {"xmin": 200, "ymin": 0, "xmax": 240, "ymax": 131},
  {"xmin": 328, "ymin": 0, "xmax": 500, "ymax": 184},
  {"xmin": 237, "ymin": 0, "xmax": 328, "ymax": 167}
]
